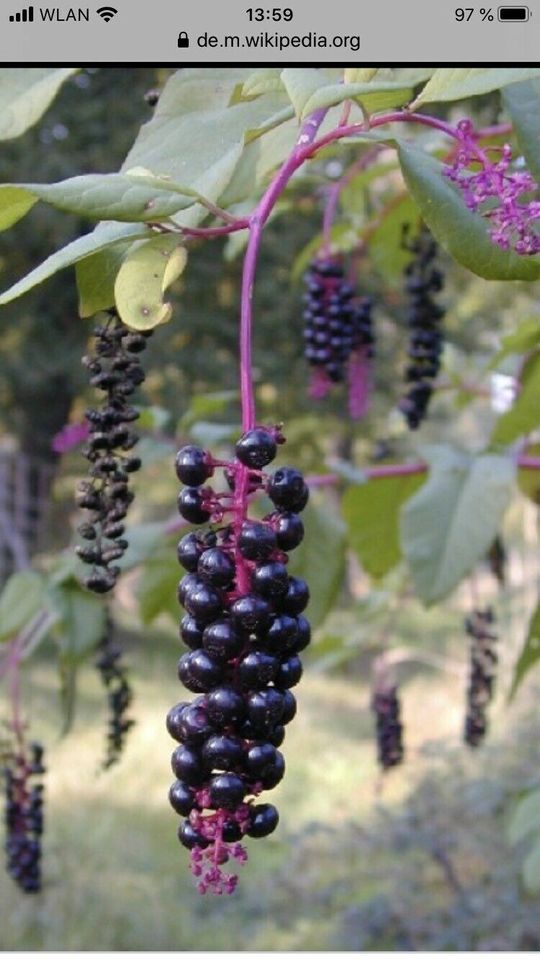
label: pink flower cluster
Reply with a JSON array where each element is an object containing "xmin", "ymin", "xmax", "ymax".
[
  {"xmin": 444, "ymin": 119, "xmax": 540, "ymax": 255},
  {"xmin": 51, "ymin": 420, "xmax": 90, "ymax": 454}
]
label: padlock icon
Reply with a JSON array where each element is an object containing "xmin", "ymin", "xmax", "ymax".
[{"xmin": 177, "ymin": 31, "xmax": 190, "ymax": 48}]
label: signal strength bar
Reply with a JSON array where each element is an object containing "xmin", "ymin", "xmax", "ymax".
[{"xmin": 9, "ymin": 5, "xmax": 34, "ymax": 20}]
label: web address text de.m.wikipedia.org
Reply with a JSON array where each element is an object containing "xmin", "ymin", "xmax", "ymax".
[{"xmin": 196, "ymin": 31, "xmax": 361, "ymax": 51}]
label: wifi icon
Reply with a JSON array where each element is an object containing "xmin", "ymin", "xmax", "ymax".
[{"xmin": 96, "ymin": 5, "xmax": 117, "ymax": 20}]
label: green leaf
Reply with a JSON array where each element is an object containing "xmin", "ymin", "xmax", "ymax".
[
  {"xmin": 0, "ymin": 67, "xmax": 78, "ymax": 140},
  {"xmin": 502, "ymin": 79, "xmax": 540, "ymax": 181},
  {"xmin": 300, "ymin": 81, "xmax": 412, "ymax": 119},
  {"xmin": 241, "ymin": 68, "xmax": 284, "ymax": 98},
  {"xmin": 0, "ymin": 221, "xmax": 151, "ymax": 306},
  {"xmin": 280, "ymin": 68, "xmax": 324, "ymax": 118},
  {"xmin": 488, "ymin": 317, "xmax": 540, "ymax": 369},
  {"xmin": 368, "ymin": 193, "xmax": 421, "ymax": 281},
  {"xmin": 508, "ymin": 787, "xmax": 540, "ymax": 844},
  {"xmin": 509, "ymin": 603, "xmax": 540, "ymax": 700},
  {"xmin": 411, "ymin": 67, "xmax": 540, "ymax": 108},
  {"xmin": 523, "ymin": 839, "xmax": 540, "ymax": 895},
  {"xmin": 287, "ymin": 500, "xmax": 346, "ymax": 629},
  {"xmin": 0, "ymin": 186, "xmax": 38, "ymax": 230},
  {"xmin": 122, "ymin": 69, "xmax": 289, "ymax": 218},
  {"xmin": 398, "ymin": 144, "xmax": 540, "ymax": 281},
  {"xmin": 401, "ymin": 447, "xmax": 516, "ymax": 605},
  {"xmin": 344, "ymin": 68, "xmax": 379, "ymax": 84},
  {"xmin": 518, "ymin": 443, "xmax": 540, "ymax": 505},
  {"xmin": 114, "ymin": 235, "xmax": 187, "ymax": 330},
  {"xmin": 0, "ymin": 571, "xmax": 46, "ymax": 642},
  {"xmin": 116, "ymin": 521, "xmax": 167, "ymax": 572},
  {"xmin": 342, "ymin": 472, "xmax": 425, "ymax": 579},
  {"xmin": 136, "ymin": 544, "xmax": 179, "ymax": 625},
  {"xmin": 76, "ymin": 243, "xmax": 131, "ymax": 317},
  {"xmin": 491, "ymin": 353, "xmax": 540, "ymax": 446},
  {"xmin": 49, "ymin": 579, "xmax": 106, "ymax": 663}
]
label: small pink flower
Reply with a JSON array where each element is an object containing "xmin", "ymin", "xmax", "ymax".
[
  {"xmin": 443, "ymin": 120, "xmax": 540, "ymax": 256},
  {"xmin": 52, "ymin": 421, "xmax": 90, "ymax": 454}
]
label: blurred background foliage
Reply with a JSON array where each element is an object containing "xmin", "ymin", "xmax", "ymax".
[{"xmin": 0, "ymin": 68, "xmax": 539, "ymax": 949}]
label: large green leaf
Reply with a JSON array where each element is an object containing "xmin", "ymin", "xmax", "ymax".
[
  {"xmin": 300, "ymin": 81, "xmax": 412, "ymax": 119},
  {"xmin": 0, "ymin": 67, "xmax": 78, "ymax": 140},
  {"xmin": 0, "ymin": 571, "xmax": 46, "ymax": 642},
  {"xmin": 0, "ymin": 221, "xmax": 151, "ymax": 306},
  {"xmin": 398, "ymin": 144, "xmax": 540, "ymax": 281},
  {"xmin": 76, "ymin": 243, "xmax": 131, "ymax": 317},
  {"xmin": 287, "ymin": 500, "xmax": 347, "ymax": 629},
  {"xmin": 411, "ymin": 67, "xmax": 540, "ymax": 108},
  {"xmin": 401, "ymin": 447, "xmax": 515, "ymax": 605},
  {"xmin": 488, "ymin": 317, "xmax": 540, "ymax": 370},
  {"xmin": 491, "ymin": 353, "xmax": 540, "ymax": 446},
  {"xmin": 508, "ymin": 787, "xmax": 540, "ymax": 845},
  {"xmin": 49, "ymin": 578, "xmax": 107, "ymax": 663},
  {"xmin": 342, "ymin": 473, "xmax": 425, "ymax": 579},
  {"xmin": 509, "ymin": 603, "xmax": 540, "ymax": 700},
  {"xmin": 114, "ymin": 235, "xmax": 187, "ymax": 330},
  {"xmin": 280, "ymin": 68, "xmax": 324, "ymax": 117},
  {"xmin": 502, "ymin": 79, "xmax": 540, "ymax": 181},
  {"xmin": 136, "ymin": 543, "xmax": 179, "ymax": 625}
]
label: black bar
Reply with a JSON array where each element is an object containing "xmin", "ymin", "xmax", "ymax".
[
  {"xmin": 498, "ymin": 6, "xmax": 528, "ymax": 20},
  {"xmin": 22, "ymin": 8, "xmax": 27, "ymax": 20},
  {"xmin": 15, "ymin": 11, "xmax": 20, "ymax": 20},
  {"xmin": 29, "ymin": 5, "xmax": 34, "ymax": 20}
]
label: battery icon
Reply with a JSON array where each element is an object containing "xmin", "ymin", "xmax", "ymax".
[{"xmin": 498, "ymin": 6, "xmax": 529, "ymax": 19}]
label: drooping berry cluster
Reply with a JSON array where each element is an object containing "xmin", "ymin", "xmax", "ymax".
[
  {"xmin": 398, "ymin": 227, "xmax": 446, "ymax": 430},
  {"xmin": 303, "ymin": 257, "xmax": 374, "ymax": 397},
  {"xmin": 168, "ymin": 427, "xmax": 310, "ymax": 894},
  {"xmin": 487, "ymin": 535, "xmax": 506, "ymax": 587},
  {"xmin": 371, "ymin": 685, "xmax": 404, "ymax": 771},
  {"xmin": 95, "ymin": 612, "xmax": 134, "ymax": 769},
  {"xmin": 75, "ymin": 311, "xmax": 152, "ymax": 594},
  {"xmin": 464, "ymin": 608, "xmax": 498, "ymax": 748},
  {"xmin": 3, "ymin": 742, "xmax": 45, "ymax": 893}
]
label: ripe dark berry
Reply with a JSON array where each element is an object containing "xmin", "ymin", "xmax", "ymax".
[
  {"xmin": 291, "ymin": 615, "xmax": 311, "ymax": 653},
  {"xmin": 202, "ymin": 735, "xmax": 244, "ymax": 771},
  {"xmin": 268, "ymin": 511, "xmax": 304, "ymax": 551},
  {"xmin": 203, "ymin": 620, "xmax": 243, "ymax": 661},
  {"xmin": 178, "ymin": 487, "xmax": 213, "ymax": 524},
  {"xmin": 246, "ymin": 803, "xmax": 279, "ymax": 838},
  {"xmin": 237, "ymin": 651, "xmax": 278, "ymax": 689},
  {"xmin": 245, "ymin": 742, "xmax": 277, "ymax": 778},
  {"xmin": 231, "ymin": 595, "xmax": 271, "ymax": 635},
  {"xmin": 209, "ymin": 773, "xmax": 245, "ymax": 810},
  {"xmin": 267, "ymin": 468, "xmax": 309, "ymax": 513},
  {"xmin": 175, "ymin": 445, "xmax": 214, "ymax": 486},
  {"xmin": 265, "ymin": 615, "xmax": 299, "ymax": 652},
  {"xmin": 206, "ymin": 687, "xmax": 246, "ymax": 727},
  {"xmin": 247, "ymin": 689, "xmax": 284, "ymax": 733},
  {"xmin": 178, "ymin": 820, "xmax": 210, "ymax": 850},
  {"xmin": 183, "ymin": 582, "xmax": 224, "ymax": 623},
  {"xmin": 258, "ymin": 750, "xmax": 285, "ymax": 789},
  {"xmin": 171, "ymin": 745, "xmax": 207, "ymax": 785},
  {"xmin": 238, "ymin": 521, "xmax": 276, "ymax": 561},
  {"xmin": 198, "ymin": 548, "xmax": 236, "ymax": 587},
  {"xmin": 177, "ymin": 651, "xmax": 224, "ymax": 693},
  {"xmin": 177, "ymin": 574, "xmax": 201, "ymax": 606},
  {"xmin": 169, "ymin": 780, "xmax": 197, "ymax": 816},
  {"xmin": 275, "ymin": 655, "xmax": 303, "ymax": 689},
  {"xmin": 252, "ymin": 562, "xmax": 289, "ymax": 599},
  {"xmin": 179, "ymin": 615, "xmax": 205, "ymax": 650},
  {"xmin": 268, "ymin": 724, "xmax": 285, "ymax": 747},
  {"xmin": 177, "ymin": 533, "xmax": 204, "ymax": 572},
  {"xmin": 166, "ymin": 701, "xmax": 190, "ymax": 740},
  {"xmin": 371, "ymin": 685, "xmax": 404, "ymax": 770},
  {"xmin": 179, "ymin": 703, "xmax": 215, "ymax": 746},
  {"xmin": 281, "ymin": 690, "xmax": 297, "ymax": 725},
  {"xmin": 464, "ymin": 608, "xmax": 497, "ymax": 748},
  {"xmin": 235, "ymin": 428, "xmax": 277, "ymax": 468},
  {"xmin": 280, "ymin": 577, "xmax": 310, "ymax": 615}
]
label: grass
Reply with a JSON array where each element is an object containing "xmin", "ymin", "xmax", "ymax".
[{"xmin": 1, "ymin": 615, "xmax": 540, "ymax": 950}]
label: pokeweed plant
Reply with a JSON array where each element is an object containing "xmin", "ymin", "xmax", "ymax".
[{"xmin": 0, "ymin": 67, "xmax": 539, "ymax": 895}]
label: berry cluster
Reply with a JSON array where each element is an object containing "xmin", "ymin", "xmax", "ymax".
[
  {"xmin": 303, "ymin": 257, "xmax": 374, "ymax": 395},
  {"xmin": 487, "ymin": 535, "xmax": 506, "ymax": 587},
  {"xmin": 371, "ymin": 686, "xmax": 404, "ymax": 771},
  {"xmin": 168, "ymin": 427, "xmax": 310, "ymax": 894},
  {"xmin": 3, "ymin": 742, "xmax": 45, "ymax": 893},
  {"xmin": 464, "ymin": 608, "xmax": 498, "ymax": 748},
  {"xmin": 398, "ymin": 227, "xmax": 445, "ymax": 430},
  {"xmin": 95, "ymin": 613, "xmax": 134, "ymax": 769},
  {"xmin": 75, "ymin": 312, "xmax": 152, "ymax": 594}
]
